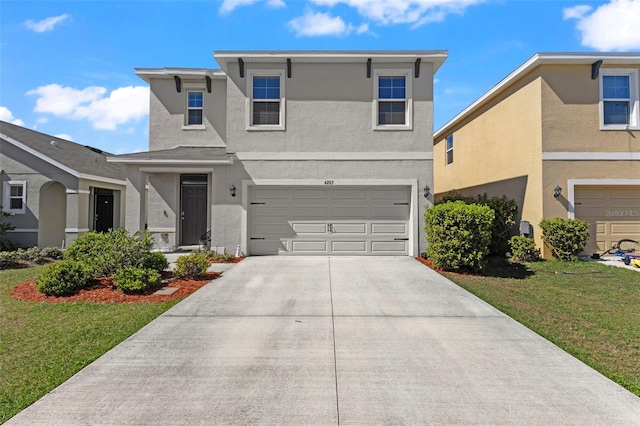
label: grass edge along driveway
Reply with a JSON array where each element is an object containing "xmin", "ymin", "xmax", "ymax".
[
  {"xmin": 438, "ymin": 258, "xmax": 640, "ymax": 397},
  {"xmin": 0, "ymin": 266, "xmax": 179, "ymax": 423}
]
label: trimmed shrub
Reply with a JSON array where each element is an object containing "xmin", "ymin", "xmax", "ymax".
[
  {"xmin": 174, "ymin": 253, "xmax": 210, "ymax": 278},
  {"xmin": 539, "ymin": 218, "xmax": 590, "ymax": 261},
  {"xmin": 509, "ymin": 236, "xmax": 541, "ymax": 262},
  {"xmin": 0, "ymin": 251, "xmax": 19, "ymax": 269},
  {"xmin": 194, "ymin": 249, "xmax": 236, "ymax": 263},
  {"xmin": 113, "ymin": 267, "xmax": 161, "ymax": 294},
  {"xmin": 36, "ymin": 260, "xmax": 92, "ymax": 296},
  {"xmin": 19, "ymin": 247, "xmax": 48, "ymax": 264},
  {"xmin": 440, "ymin": 191, "xmax": 517, "ymax": 256},
  {"xmin": 143, "ymin": 251, "xmax": 169, "ymax": 272},
  {"xmin": 65, "ymin": 229, "xmax": 154, "ymax": 277},
  {"xmin": 424, "ymin": 201, "xmax": 494, "ymax": 271},
  {"xmin": 40, "ymin": 246, "xmax": 64, "ymax": 260}
]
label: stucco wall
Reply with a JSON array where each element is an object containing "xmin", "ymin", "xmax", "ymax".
[
  {"xmin": 224, "ymin": 61, "xmax": 434, "ymax": 153},
  {"xmin": 148, "ymin": 77, "xmax": 227, "ymax": 151},
  {"xmin": 540, "ymin": 64, "xmax": 640, "ymax": 152},
  {"xmin": 434, "ymin": 74, "xmax": 544, "ymax": 245},
  {"xmin": 205, "ymin": 158, "xmax": 433, "ymax": 255}
]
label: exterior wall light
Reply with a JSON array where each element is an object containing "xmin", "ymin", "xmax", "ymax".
[
  {"xmin": 424, "ymin": 185, "xmax": 430, "ymax": 198},
  {"xmin": 554, "ymin": 185, "xmax": 562, "ymax": 198},
  {"xmin": 230, "ymin": 185, "xmax": 236, "ymax": 197}
]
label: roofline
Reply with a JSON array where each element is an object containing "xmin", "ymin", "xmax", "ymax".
[
  {"xmin": 434, "ymin": 52, "xmax": 640, "ymax": 140},
  {"xmin": 214, "ymin": 50, "xmax": 448, "ymax": 73},
  {"xmin": 135, "ymin": 68, "xmax": 226, "ymax": 83},
  {"xmin": 1, "ymin": 132, "xmax": 80, "ymax": 177},
  {"xmin": 1, "ymin": 132, "xmax": 126, "ymax": 186},
  {"xmin": 106, "ymin": 157, "xmax": 234, "ymax": 166}
]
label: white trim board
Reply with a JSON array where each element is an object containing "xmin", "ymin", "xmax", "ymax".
[
  {"xmin": 543, "ymin": 152, "xmax": 640, "ymax": 161},
  {"xmin": 235, "ymin": 152, "xmax": 433, "ymax": 161},
  {"xmin": 567, "ymin": 179, "xmax": 640, "ymax": 219}
]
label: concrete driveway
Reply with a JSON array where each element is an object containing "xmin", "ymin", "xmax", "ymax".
[{"xmin": 8, "ymin": 256, "xmax": 640, "ymax": 425}]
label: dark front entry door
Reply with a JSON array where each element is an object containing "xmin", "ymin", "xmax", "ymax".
[
  {"xmin": 181, "ymin": 175, "xmax": 208, "ymax": 245},
  {"xmin": 94, "ymin": 190, "xmax": 114, "ymax": 233}
]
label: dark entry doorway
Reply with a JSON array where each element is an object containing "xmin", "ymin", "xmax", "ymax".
[
  {"xmin": 94, "ymin": 189, "xmax": 114, "ymax": 233},
  {"xmin": 180, "ymin": 174, "xmax": 208, "ymax": 245}
]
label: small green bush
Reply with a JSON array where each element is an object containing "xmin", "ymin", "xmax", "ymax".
[
  {"xmin": 194, "ymin": 249, "xmax": 236, "ymax": 263},
  {"xmin": 509, "ymin": 236, "xmax": 541, "ymax": 262},
  {"xmin": 113, "ymin": 267, "xmax": 161, "ymax": 294},
  {"xmin": 18, "ymin": 247, "xmax": 48, "ymax": 264},
  {"xmin": 539, "ymin": 218, "xmax": 590, "ymax": 261},
  {"xmin": 65, "ymin": 229, "xmax": 154, "ymax": 277},
  {"xmin": 174, "ymin": 253, "xmax": 210, "ymax": 278},
  {"xmin": 440, "ymin": 191, "xmax": 518, "ymax": 256},
  {"xmin": 143, "ymin": 251, "xmax": 169, "ymax": 272},
  {"xmin": 40, "ymin": 246, "xmax": 64, "ymax": 259},
  {"xmin": 0, "ymin": 251, "xmax": 19, "ymax": 269},
  {"xmin": 36, "ymin": 260, "xmax": 92, "ymax": 296},
  {"xmin": 424, "ymin": 201, "xmax": 495, "ymax": 271}
]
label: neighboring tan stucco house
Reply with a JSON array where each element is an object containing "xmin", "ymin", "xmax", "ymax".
[
  {"xmin": 1, "ymin": 121, "xmax": 126, "ymax": 248},
  {"xmin": 109, "ymin": 50, "xmax": 447, "ymax": 256},
  {"xmin": 434, "ymin": 52, "xmax": 640, "ymax": 256}
]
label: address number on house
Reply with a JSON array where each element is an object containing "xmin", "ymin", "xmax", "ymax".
[{"xmin": 324, "ymin": 180, "xmax": 334, "ymax": 185}]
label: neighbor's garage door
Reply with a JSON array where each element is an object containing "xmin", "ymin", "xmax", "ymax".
[
  {"xmin": 574, "ymin": 186, "xmax": 640, "ymax": 254},
  {"xmin": 248, "ymin": 186, "xmax": 411, "ymax": 255}
]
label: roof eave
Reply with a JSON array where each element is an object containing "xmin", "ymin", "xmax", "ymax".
[{"xmin": 434, "ymin": 52, "xmax": 640, "ymax": 140}]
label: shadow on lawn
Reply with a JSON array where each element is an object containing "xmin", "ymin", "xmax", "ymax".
[{"xmin": 478, "ymin": 257, "xmax": 535, "ymax": 279}]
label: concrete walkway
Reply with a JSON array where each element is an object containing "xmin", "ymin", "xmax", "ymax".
[{"xmin": 7, "ymin": 257, "xmax": 640, "ymax": 425}]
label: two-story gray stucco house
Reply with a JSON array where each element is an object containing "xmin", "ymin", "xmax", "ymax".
[
  {"xmin": 1, "ymin": 121, "xmax": 126, "ymax": 248},
  {"xmin": 108, "ymin": 50, "xmax": 447, "ymax": 256}
]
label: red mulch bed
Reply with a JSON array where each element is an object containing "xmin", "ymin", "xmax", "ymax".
[
  {"xmin": 11, "ymin": 271, "xmax": 221, "ymax": 304},
  {"xmin": 415, "ymin": 256, "xmax": 445, "ymax": 272}
]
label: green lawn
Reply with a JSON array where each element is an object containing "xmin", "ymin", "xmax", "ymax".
[
  {"xmin": 0, "ymin": 267, "xmax": 180, "ymax": 423},
  {"xmin": 440, "ymin": 259, "xmax": 640, "ymax": 396}
]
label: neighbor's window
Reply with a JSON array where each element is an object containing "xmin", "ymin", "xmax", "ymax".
[
  {"xmin": 600, "ymin": 69, "xmax": 639, "ymax": 129},
  {"xmin": 187, "ymin": 91, "xmax": 204, "ymax": 125},
  {"xmin": 446, "ymin": 135, "xmax": 454, "ymax": 165},
  {"xmin": 3, "ymin": 181, "xmax": 26, "ymax": 214},
  {"xmin": 374, "ymin": 70, "xmax": 412, "ymax": 130},
  {"xmin": 247, "ymin": 71, "xmax": 285, "ymax": 130}
]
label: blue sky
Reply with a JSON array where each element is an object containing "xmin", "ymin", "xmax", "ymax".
[{"xmin": 2, "ymin": 0, "xmax": 640, "ymax": 154}]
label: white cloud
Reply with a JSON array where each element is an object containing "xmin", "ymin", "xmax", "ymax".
[
  {"xmin": 289, "ymin": 11, "xmax": 356, "ymax": 36},
  {"xmin": 564, "ymin": 0, "xmax": 640, "ymax": 51},
  {"xmin": 26, "ymin": 84, "xmax": 149, "ymax": 131},
  {"xmin": 220, "ymin": 0, "xmax": 285, "ymax": 14},
  {"xmin": 54, "ymin": 133, "xmax": 73, "ymax": 141},
  {"xmin": 562, "ymin": 5, "xmax": 591, "ymax": 20},
  {"xmin": 24, "ymin": 14, "xmax": 70, "ymax": 33},
  {"xmin": 356, "ymin": 22, "xmax": 369, "ymax": 34},
  {"xmin": 310, "ymin": 0, "xmax": 482, "ymax": 27},
  {"xmin": 0, "ymin": 106, "xmax": 25, "ymax": 126}
]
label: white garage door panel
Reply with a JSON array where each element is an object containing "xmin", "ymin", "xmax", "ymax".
[
  {"xmin": 332, "ymin": 241, "xmax": 367, "ymax": 252},
  {"xmin": 248, "ymin": 186, "xmax": 411, "ymax": 255},
  {"xmin": 574, "ymin": 186, "xmax": 640, "ymax": 253},
  {"xmin": 372, "ymin": 241, "xmax": 407, "ymax": 252}
]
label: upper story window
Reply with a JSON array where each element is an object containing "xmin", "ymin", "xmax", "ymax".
[
  {"xmin": 446, "ymin": 135, "xmax": 454, "ymax": 165},
  {"xmin": 373, "ymin": 69, "xmax": 412, "ymax": 130},
  {"xmin": 600, "ymin": 69, "xmax": 639, "ymax": 130},
  {"xmin": 247, "ymin": 70, "xmax": 285, "ymax": 131},
  {"xmin": 3, "ymin": 181, "xmax": 26, "ymax": 214},
  {"xmin": 187, "ymin": 91, "xmax": 204, "ymax": 125}
]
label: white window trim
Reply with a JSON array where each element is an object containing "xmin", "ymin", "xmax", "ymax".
[
  {"xmin": 246, "ymin": 69, "xmax": 286, "ymax": 131},
  {"xmin": 445, "ymin": 135, "xmax": 454, "ymax": 165},
  {"xmin": 3, "ymin": 181, "xmax": 26, "ymax": 214},
  {"xmin": 373, "ymin": 69, "xmax": 413, "ymax": 131},
  {"xmin": 599, "ymin": 68, "xmax": 639, "ymax": 130},
  {"xmin": 182, "ymin": 85, "xmax": 206, "ymax": 130}
]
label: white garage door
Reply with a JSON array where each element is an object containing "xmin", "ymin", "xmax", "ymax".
[
  {"xmin": 574, "ymin": 186, "xmax": 640, "ymax": 254},
  {"xmin": 248, "ymin": 186, "xmax": 411, "ymax": 255}
]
